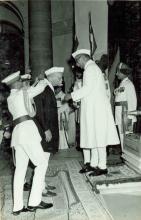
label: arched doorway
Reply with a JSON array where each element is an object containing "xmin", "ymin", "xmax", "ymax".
[
  {"xmin": 0, "ymin": 1, "xmax": 24, "ymax": 81},
  {"xmin": 0, "ymin": 2, "xmax": 25, "ymax": 155}
]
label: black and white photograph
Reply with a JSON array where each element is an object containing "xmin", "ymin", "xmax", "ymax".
[{"xmin": 0, "ymin": 0, "xmax": 141, "ymax": 219}]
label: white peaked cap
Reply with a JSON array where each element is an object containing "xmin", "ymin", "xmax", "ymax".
[
  {"xmin": 72, "ymin": 49, "xmax": 90, "ymax": 58},
  {"xmin": 45, "ymin": 67, "xmax": 64, "ymax": 76},
  {"xmin": 1, "ymin": 71, "xmax": 20, "ymax": 85},
  {"xmin": 118, "ymin": 62, "xmax": 131, "ymax": 71}
]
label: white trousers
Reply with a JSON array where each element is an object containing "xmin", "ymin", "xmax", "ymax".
[
  {"xmin": 117, "ymin": 124, "xmax": 124, "ymax": 150},
  {"xmin": 13, "ymin": 143, "xmax": 50, "ymax": 211},
  {"xmin": 83, "ymin": 148, "xmax": 107, "ymax": 169},
  {"xmin": 43, "ymin": 152, "xmax": 50, "ymax": 191}
]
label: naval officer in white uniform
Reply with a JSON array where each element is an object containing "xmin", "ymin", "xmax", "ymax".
[
  {"xmin": 64, "ymin": 49, "xmax": 120, "ymax": 176},
  {"xmin": 2, "ymin": 71, "xmax": 53, "ymax": 215},
  {"xmin": 114, "ymin": 62, "xmax": 137, "ymax": 150}
]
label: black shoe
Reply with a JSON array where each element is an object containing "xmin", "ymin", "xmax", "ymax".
[
  {"xmin": 42, "ymin": 190, "xmax": 57, "ymax": 197},
  {"xmin": 79, "ymin": 163, "xmax": 90, "ymax": 173},
  {"xmin": 45, "ymin": 185, "xmax": 56, "ymax": 190},
  {"xmin": 27, "ymin": 201, "xmax": 53, "ymax": 211},
  {"xmin": 24, "ymin": 182, "xmax": 31, "ymax": 191},
  {"xmin": 12, "ymin": 207, "xmax": 28, "ymax": 215},
  {"xmin": 89, "ymin": 168, "xmax": 108, "ymax": 176},
  {"xmin": 79, "ymin": 163, "xmax": 97, "ymax": 174}
]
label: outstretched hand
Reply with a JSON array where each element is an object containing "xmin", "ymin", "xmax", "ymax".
[{"xmin": 63, "ymin": 94, "xmax": 72, "ymax": 103}]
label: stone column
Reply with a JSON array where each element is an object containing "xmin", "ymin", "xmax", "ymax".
[
  {"xmin": 28, "ymin": 0, "xmax": 53, "ymax": 78},
  {"xmin": 0, "ymin": 182, "xmax": 4, "ymax": 220}
]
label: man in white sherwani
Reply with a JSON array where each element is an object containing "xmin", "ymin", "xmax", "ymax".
[
  {"xmin": 114, "ymin": 62, "xmax": 137, "ymax": 151},
  {"xmin": 64, "ymin": 49, "xmax": 119, "ymax": 176},
  {"xmin": 1, "ymin": 71, "xmax": 53, "ymax": 215}
]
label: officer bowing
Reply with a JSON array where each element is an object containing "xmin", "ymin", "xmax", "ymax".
[{"xmin": 1, "ymin": 71, "xmax": 53, "ymax": 215}]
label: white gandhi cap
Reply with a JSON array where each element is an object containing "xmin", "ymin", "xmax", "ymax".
[
  {"xmin": 45, "ymin": 67, "xmax": 64, "ymax": 76},
  {"xmin": 72, "ymin": 49, "xmax": 90, "ymax": 58}
]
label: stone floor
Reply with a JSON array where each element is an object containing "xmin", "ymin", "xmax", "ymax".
[{"xmin": 0, "ymin": 147, "xmax": 141, "ymax": 220}]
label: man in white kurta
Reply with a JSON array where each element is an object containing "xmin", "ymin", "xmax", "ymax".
[
  {"xmin": 114, "ymin": 62, "xmax": 137, "ymax": 151},
  {"xmin": 64, "ymin": 49, "xmax": 119, "ymax": 176},
  {"xmin": 2, "ymin": 71, "xmax": 53, "ymax": 215}
]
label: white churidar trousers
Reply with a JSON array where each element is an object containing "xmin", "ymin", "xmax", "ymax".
[{"xmin": 83, "ymin": 148, "xmax": 107, "ymax": 169}]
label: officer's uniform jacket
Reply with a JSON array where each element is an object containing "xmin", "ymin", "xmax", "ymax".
[
  {"xmin": 115, "ymin": 77, "xmax": 137, "ymax": 127},
  {"xmin": 71, "ymin": 60, "xmax": 119, "ymax": 149},
  {"xmin": 7, "ymin": 80, "xmax": 47, "ymax": 148}
]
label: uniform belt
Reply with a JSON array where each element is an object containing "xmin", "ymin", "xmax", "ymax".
[
  {"xmin": 115, "ymin": 101, "xmax": 128, "ymax": 107},
  {"xmin": 13, "ymin": 115, "xmax": 31, "ymax": 128}
]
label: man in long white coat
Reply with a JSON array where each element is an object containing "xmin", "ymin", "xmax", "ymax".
[
  {"xmin": 2, "ymin": 71, "xmax": 53, "ymax": 215},
  {"xmin": 114, "ymin": 62, "xmax": 137, "ymax": 151},
  {"xmin": 64, "ymin": 49, "xmax": 119, "ymax": 176}
]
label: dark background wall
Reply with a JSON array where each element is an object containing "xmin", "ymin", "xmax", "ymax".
[
  {"xmin": 0, "ymin": 1, "xmax": 25, "ymax": 80},
  {"xmin": 51, "ymin": 0, "xmax": 74, "ymax": 92},
  {"xmin": 108, "ymin": 1, "xmax": 141, "ymax": 107},
  {"xmin": 74, "ymin": 0, "xmax": 108, "ymax": 60}
]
